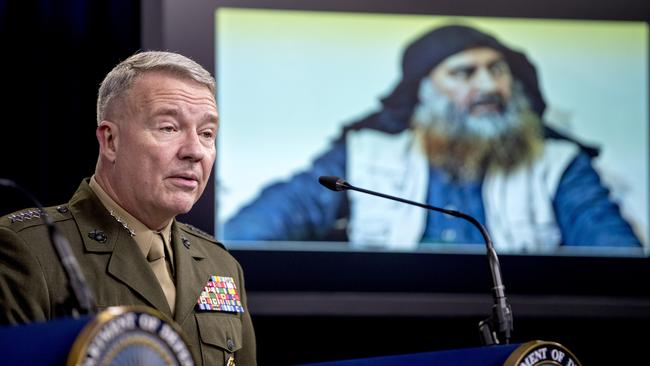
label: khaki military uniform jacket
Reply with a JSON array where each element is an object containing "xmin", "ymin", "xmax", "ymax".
[{"xmin": 0, "ymin": 179, "xmax": 256, "ymax": 365}]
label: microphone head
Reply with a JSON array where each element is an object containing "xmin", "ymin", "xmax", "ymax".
[{"xmin": 318, "ymin": 176, "xmax": 349, "ymax": 191}]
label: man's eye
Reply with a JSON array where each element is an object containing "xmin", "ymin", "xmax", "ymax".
[
  {"xmin": 490, "ymin": 61, "xmax": 510, "ymax": 76},
  {"xmin": 450, "ymin": 67, "xmax": 474, "ymax": 79},
  {"xmin": 201, "ymin": 131, "xmax": 215, "ymax": 139},
  {"xmin": 160, "ymin": 126, "xmax": 175, "ymax": 133}
]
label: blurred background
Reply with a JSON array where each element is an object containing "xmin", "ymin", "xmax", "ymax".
[{"xmin": 1, "ymin": 1, "xmax": 649, "ymax": 365}]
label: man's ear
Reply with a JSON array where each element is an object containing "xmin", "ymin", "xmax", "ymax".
[{"xmin": 96, "ymin": 121, "xmax": 119, "ymax": 163}]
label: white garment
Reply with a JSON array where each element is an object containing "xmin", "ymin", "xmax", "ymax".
[{"xmin": 346, "ymin": 129, "xmax": 579, "ymax": 252}]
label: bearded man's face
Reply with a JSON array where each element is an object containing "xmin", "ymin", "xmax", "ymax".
[
  {"xmin": 411, "ymin": 47, "xmax": 542, "ymax": 179},
  {"xmin": 431, "ymin": 47, "xmax": 512, "ymax": 117}
]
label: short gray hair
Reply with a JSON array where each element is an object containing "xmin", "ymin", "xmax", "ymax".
[{"xmin": 96, "ymin": 51, "xmax": 215, "ymax": 125}]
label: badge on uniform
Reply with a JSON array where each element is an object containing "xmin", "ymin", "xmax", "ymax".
[{"xmin": 196, "ymin": 275, "xmax": 244, "ymax": 313}]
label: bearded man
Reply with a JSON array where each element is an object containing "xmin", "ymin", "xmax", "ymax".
[{"xmin": 224, "ymin": 24, "xmax": 641, "ymax": 253}]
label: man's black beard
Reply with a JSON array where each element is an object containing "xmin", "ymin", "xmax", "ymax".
[{"xmin": 411, "ymin": 79, "xmax": 543, "ymax": 180}]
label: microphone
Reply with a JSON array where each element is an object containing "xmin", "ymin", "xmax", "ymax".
[
  {"xmin": 318, "ymin": 175, "xmax": 513, "ymax": 345},
  {"xmin": 0, "ymin": 178, "xmax": 97, "ymax": 316},
  {"xmin": 318, "ymin": 176, "xmax": 350, "ymax": 191}
]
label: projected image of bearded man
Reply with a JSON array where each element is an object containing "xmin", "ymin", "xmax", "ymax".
[
  {"xmin": 224, "ymin": 24, "xmax": 641, "ymax": 253},
  {"xmin": 413, "ymin": 47, "xmax": 542, "ymax": 181}
]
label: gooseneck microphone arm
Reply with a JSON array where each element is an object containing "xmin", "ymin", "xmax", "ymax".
[
  {"xmin": 318, "ymin": 175, "xmax": 513, "ymax": 344},
  {"xmin": 0, "ymin": 178, "xmax": 97, "ymax": 316}
]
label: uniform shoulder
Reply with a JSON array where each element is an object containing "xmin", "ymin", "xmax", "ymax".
[
  {"xmin": 0, "ymin": 204, "xmax": 73, "ymax": 232},
  {"xmin": 176, "ymin": 221, "xmax": 226, "ymax": 250}
]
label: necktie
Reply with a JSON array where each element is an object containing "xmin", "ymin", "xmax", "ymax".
[{"xmin": 147, "ymin": 233, "xmax": 176, "ymax": 314}]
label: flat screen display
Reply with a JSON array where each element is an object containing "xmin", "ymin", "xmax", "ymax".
[
  {"xmin": 213, "ymin": 7, "xmax": 649, "ymax": 257},
  {"xmin": 142, "ymin": 0, "xmax": 650, "ymax": 305}
]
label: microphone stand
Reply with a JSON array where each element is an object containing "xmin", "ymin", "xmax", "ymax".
[
  {"xmin": 319, "ymin": 176, "xmax": 513, "ymax": 344},
  {"xmin": 0, "ymin": 179, "xmax": 97, "ymax": 316}
]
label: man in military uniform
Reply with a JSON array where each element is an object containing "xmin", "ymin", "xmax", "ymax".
[{"xmin": 0, "ymin": 51, "xmax": 256, "ymax": 365}]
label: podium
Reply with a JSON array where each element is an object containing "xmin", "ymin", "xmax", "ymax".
[
  {"xmin": 296, "ymin": 340, "xmax": 581, "ymax": 366},
  {"xmin": 0, "ymin": 314, "xmax": 90, "ymax": 365},
  {"xmin": 0, "ymin": 306, "xmax": 195, "ymax": 366}
]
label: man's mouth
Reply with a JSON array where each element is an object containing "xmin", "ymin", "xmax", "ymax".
[
  {"xmin": 469, "ymin": 94, "xmax": 504, "ymax": 114},
  {"xmin": 168, "ymin": 173, "xmax": 200, "ymax": 189}
]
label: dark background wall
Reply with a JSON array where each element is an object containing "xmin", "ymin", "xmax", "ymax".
[
  {"xmin": 1, "ymin": 1, "xmax": 649, "ymax": 365},
  {"xmin": 0, "ymin": 0, "xmax": 139, "ymax": 214}
]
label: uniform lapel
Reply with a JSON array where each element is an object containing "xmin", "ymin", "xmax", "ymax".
[
  {"xmin": 70, "ymin": 179, "xmax": 172, "ymax": 317},
  {"xmin": 107, "ymin": 228, "xmax": 172, "ymax": 316},
  {"xmin": 172, "ymin": 223, "xmax": 210, "ymax": 325}
]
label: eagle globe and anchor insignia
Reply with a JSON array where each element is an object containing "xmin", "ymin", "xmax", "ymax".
[{"xmin": 66, "ymin": 306, "xmax": 194, "ymax": 366}]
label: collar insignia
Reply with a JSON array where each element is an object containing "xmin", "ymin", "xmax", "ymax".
[{"xmin": 109, "ymin": 210, "xmax": 136, "ymax": 237}]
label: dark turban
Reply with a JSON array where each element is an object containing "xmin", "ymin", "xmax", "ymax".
[
  {"xmin": 341, "ymin": 24, "xmax": 547, "ymax": 136},
  {"xmin": 338, "ymin": 23, "xmax": 598, "ymax": 155},
  {"xmin": 394, "ymin": 25, "xmax": 545, "ymax": 115}
]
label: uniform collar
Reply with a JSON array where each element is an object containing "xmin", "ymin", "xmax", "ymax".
[{"xmin": 89, "ymin": 175, "xmax": 173, "ymax": 261}]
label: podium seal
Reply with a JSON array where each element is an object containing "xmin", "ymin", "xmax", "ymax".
[
  {"xmin": 504, "ymin": 340, "xmax": 581, "ymax": 366},
  {"xmin": 66, "ymin": 306, "xmax": 194, "ymax": 366}
]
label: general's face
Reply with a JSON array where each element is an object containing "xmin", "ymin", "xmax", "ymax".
[
  {"xmin": 108, "ymin": 71, "xmax": 218, "ymax": 227},
  {"xmin": 430, "ymin": 47, "xmax": 512, "ymax": 116}
]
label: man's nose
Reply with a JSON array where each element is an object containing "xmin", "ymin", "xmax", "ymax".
[
  {"xmin": 178, "ymin": 131, "xmax": 206, "ymax": 162},
  {"xmin": 472, "ymin": 67, "xmax": 498, "ymax": 93}
]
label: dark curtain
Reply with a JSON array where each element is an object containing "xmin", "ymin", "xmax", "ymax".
[{"xmin": 0, "ymin": 0, "xmax": 140, "ymax": 214}]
